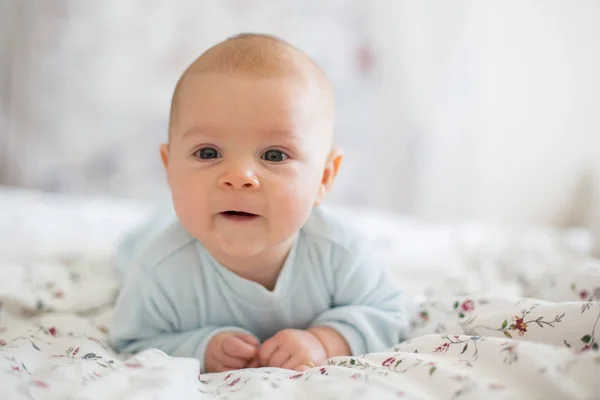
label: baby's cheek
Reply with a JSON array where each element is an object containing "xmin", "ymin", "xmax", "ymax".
[
  {"xmin": 271, "ymin": 189, "xmax": 312, "ymax": 228},
  {"xmin": 171, "ymin": 184, "xmax": 210, "ymax": 234}
]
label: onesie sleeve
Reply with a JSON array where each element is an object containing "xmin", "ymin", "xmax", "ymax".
[
  {"xmin": 109, "ymin": 264, "xmax": 254, "ymax": 373},
  {"xmin": 309, "ymin": 239, "xmax": 408, "ymax": 355}
]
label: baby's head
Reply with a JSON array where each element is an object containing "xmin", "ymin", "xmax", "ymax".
[{"xmin": 161, "ymin": 33, "xmax": 342, "ymax": 261}]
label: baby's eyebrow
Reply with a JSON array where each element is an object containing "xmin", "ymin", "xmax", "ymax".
[
  {"xmin": 180, "ymin": 126, "xmax": 219, "ymax": 140},
  {"xmin": 262, "ymin": 129, "xmax": 301, "ymax": 141},
  {"xmin": 179, "ymin": 126, "xmax": 301, "ymax": 141}
]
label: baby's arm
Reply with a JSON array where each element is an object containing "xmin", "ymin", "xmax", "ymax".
[
  {"xmin": 259, "ymin": 239, "xmax": 406, "ymax": 370},
  {"xmin": 309, "ymin": 239, "xmax": 408, "ymax": 356},
  {"xmin": 109, "ymin": 265, "xmax": 257, "ymax": 373},
  {"xmin": 307, "ymin": 326, "xmax": 351, "ymax": 357}
]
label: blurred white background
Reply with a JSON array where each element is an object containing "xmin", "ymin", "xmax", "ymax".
[{"xmin": 1, "ymin": 0, "xmax": 599, "ymax": 229}]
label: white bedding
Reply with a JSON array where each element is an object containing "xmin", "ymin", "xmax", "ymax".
[{"xmin": 1, "ymin": 187, "xmax": 599, "ymax": 399}]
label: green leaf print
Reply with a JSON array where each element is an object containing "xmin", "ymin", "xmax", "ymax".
[{"xmin": 581, "ymin": 335, "xmax": 592, "ymax": 344}]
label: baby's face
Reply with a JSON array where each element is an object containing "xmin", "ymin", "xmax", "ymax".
[{"xmin": 164, "ymin": 72, "xmax": 333, "ymax": 260}]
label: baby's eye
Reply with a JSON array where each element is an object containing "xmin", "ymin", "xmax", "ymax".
[
  {"xmin": 261, "ymin": 149, "xmax": 289, "ymax": 162},
  {"xmin": 194, "ymin": 147, "xmax": 222, "ymax": 160}
]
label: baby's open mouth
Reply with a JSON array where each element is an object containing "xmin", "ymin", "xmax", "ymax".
[
  {"xmin": 222, "ymin": 211, "xmax": 256, "ymax": 217},
  {"xmin": 220, "ymin": 211, "xmax": 259, "ymax": 221}
]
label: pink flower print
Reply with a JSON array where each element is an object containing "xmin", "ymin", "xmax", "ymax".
[
  {"xmin": 319, "ymin": 367, "xmax": 327, "ymax": 375},
  {"xmin": 224, "ymin": 373, "xmax": 233, "ymax": 381},
  {"xmin": 461, "ymin": 300, "xmax": 475, "ymax": 312},
  {"xmin": 510, "ymin": 317, "xmax": 528, "ymax": 336},
  {"xmin": 53, "ymin": 289, "xmax": 64, "ymax": 299},
  {"xmin": 32, "ymin": 380, "xmax": 49, "ymax": 388},
  {"xmin": 124, "ymin": 360, "xmax": 143, "ymax": 368},
  {"xmin": 0, "ymin": 339, "xmax": 6, "ymax": 346},
  {"xmin": 48, "ymin": 327, "xmax": 57, "ymax": 336},
  {"xmin": 419, "ymin": 311, "xmax": 429, "ymax": 322},
  {"xmin": 227, "ymin": 377, "xmax": 241, "ymax": 387},
  {"xmin": 433, "ymin": 343, "xmax": 450, "ymax": 354},
  {"xmin": 289, "ymin": 373, "xmax": 304, "ymax": 380},
  {"xmin": 579, "ymin": 345, "xmax": 592, "ymax": 353},
  {"xmin": 382, "ymin": 357, "xmax": 396, "ymax": 367},
  {"xmin": 12, "ymin": 366, "xmax": 20, "ymax": 372},
  {"xmin": 580, "ymin": 290, "xmax": 590, "ymax": 300},
  {"xmin": 72, "ymin": 347, "xmax": 80, "ymax": 356}
]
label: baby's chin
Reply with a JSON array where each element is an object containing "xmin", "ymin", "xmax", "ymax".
[{"xmin": 207, "ymin": 236, "xmax": 274, "ymax": 260}]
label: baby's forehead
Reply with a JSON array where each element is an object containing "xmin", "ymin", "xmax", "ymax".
[
  {"xmin": 180, "ymin": 46, "xmax": 330, "ymax": 103},
  {"xmin": 174, "ymin": 74, "xmax": 333, "ymax": 149},
  {"xmin": 169, "ymin": 34, "xmax": 334, "ymax": 139}
]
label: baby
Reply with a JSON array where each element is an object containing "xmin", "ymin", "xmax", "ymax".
[{"xmin": 109, "ymin": 33, "xmax": 407, "ymax": 373}]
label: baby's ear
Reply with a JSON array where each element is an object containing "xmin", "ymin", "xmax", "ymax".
[
  {"xmin": 160, "ymin": 143, "xmax": 169, "ymax": 170},
  {"xmin": 160, "ymin": 144, "xmax": 170, "ymax": 176},
  {"xmin": 315, "ymin": 148, "xmax": 343, "ymax": 206}
]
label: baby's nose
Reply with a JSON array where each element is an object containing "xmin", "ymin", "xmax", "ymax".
[{"xmin": 218, "ymin": 166, "xmax": 260, "ymax": 190}]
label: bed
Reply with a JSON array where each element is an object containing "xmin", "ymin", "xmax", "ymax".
[{"xmin": 1, "ymin": 186, "xmax": 599, "ymax": 399}]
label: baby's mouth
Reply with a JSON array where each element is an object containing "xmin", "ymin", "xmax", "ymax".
[{"xmin": 220, "ymin": 210, "xmax": 259, "ymax": 221}]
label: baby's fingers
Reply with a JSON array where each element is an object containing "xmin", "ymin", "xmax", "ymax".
[
  {"xmin": 222, "ymin": 336, "xmax": 258, "ymax": 360},
  {"xmin": 258, "ymin": 337, "xmax": 279, "ymax": 366},
  {"xmin": 235, "ymin": 333, "xmax": 260, "ymax": 347},
  {"xmin": 268, "ymin": 348, "xmax": 292, "ymax": 368},
  {"xmin": 283, "ymin": 356, "xmax": 315, "ymax": 372},
  {"xmin": 247, "ymin": 357, "xmax": 260, "ymax": 369},
  {"xmin": 216, "ymin": 353, "xmax": 249, "ymax": 370}
]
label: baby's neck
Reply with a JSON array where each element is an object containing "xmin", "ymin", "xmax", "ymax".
[{"xmin": 211, "ymin": 238, "xmax": 294, "ymax": 291}]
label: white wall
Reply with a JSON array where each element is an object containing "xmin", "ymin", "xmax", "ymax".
[
  {"xmin": 2, "ymin": 1, "xmax": 599, "ymax": 228},
  {"xmin": 372, "ymin": 0, "xmax": 600, "ymax": 227}
]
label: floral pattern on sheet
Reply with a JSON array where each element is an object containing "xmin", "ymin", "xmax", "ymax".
[
  {"xmin": 410, "ymin": 296, "xmax": 596, "ymax": 347},
  {"xmin": 1, "ymin": 267, "xmax": 599, "ymax": 399},
  {"xmin": 0, "ymin": 251, "xmax": 599, "ymax": 399}
]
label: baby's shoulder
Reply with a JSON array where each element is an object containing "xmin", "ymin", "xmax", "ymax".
[
  {"xmin": 134, "ymin": 220, "xmax": 197, "ymax": 276},
  {"xmin": 301, "ymin": 205, "xmax": 369, "ymax": 253}
]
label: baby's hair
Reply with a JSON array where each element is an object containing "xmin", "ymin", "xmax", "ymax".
[
  {"xmin": 168, "ymin": 33, "xmax": 333, "ymax": 139},
  {"xmin": 192, "ymin": 33, "xmax": 302, "ymax": 76}
]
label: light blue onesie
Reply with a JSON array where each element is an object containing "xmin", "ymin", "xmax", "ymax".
[{"xmin": 109, "ymin": 205, "xmax": 407, "ymax": 372}]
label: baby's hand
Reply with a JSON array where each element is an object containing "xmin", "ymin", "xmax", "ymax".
[
  {"xmin": 205, "ymin": 331, "xmax": 260, "ymax": 373},
  {"xmin": 259, "ymin": 329, "xmax": 326, "ymax": 371}
]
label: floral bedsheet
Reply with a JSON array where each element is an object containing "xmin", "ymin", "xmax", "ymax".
[
  {"xmin": 1, "ymin": 189, "xmax": 600, "ymax": 399},
  {"xmin": 1, "ymin": 258, "xmax": 599, "ymax": 400}
]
